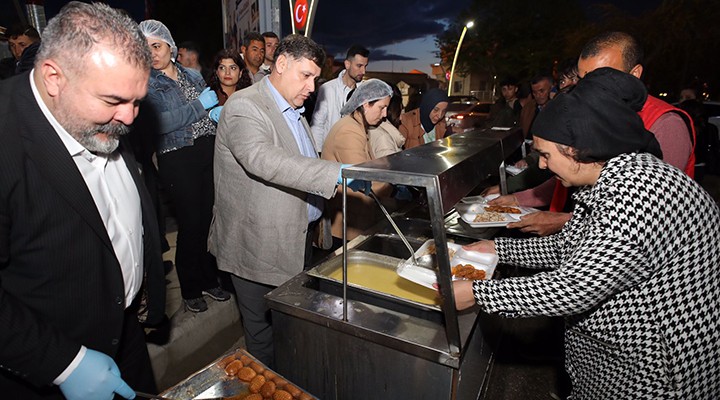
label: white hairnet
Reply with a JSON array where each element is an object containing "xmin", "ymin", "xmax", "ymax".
[
  {"xmin": 340, "ymin": 79, "xmax": 393, "ymax": 115},
  {"xmin": 139, "ymin": 19, "xmax": 177, "ymax": 60}
]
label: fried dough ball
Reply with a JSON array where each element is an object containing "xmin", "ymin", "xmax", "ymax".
[
  {"xmin": 284, "ymin": 384, "xmax": 301, "ymax": 398},
  {"xmin": 248, "ymin": 361, "xmax": 265, "ymax": 374},
  {"xmin": 239, "ymin": 354, "xmax": 253, "ymax": 366},
  {"xmin": 260, "ymin": 380, "xmax": 277, "ymax": 398},
  {"xmin": 272, "ymin": 390, "xmax": 293, "ymax": 400},
  {"xmin": 262, "ymin": 370, "xmax": 278, "ymax": 381},
  {"xmin": 224, "ymin": 360, "xmax": 243, "ymax": 376},
  {"xmin": 272, "ymin": 377, "xmax": 288, "ymax": 388},
  {"xmin": 248, "ymin": 374, "xmax": 266, "ymax": 393},
  {"xmin": 298, "ymin": 393, "xmax": 313, "ymax": 400},
  {"xmin": 451, "ymin": 264, "xmax": 486, "ymax": 280},
  {"xmin": 218, "ymin": 354, "xmax": 237, "ymax": 369},
  {"xmin": 237, "ymin": 366, "xmax": 257, "ymax": 382},
  {"xmin": 242, "ymin": 394, "xmax": 263, "ymax": 400}
]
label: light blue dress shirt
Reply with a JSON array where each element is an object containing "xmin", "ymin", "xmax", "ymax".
[{"xmin": 267, "ymin": 80, "xmax": 324, "ymax": 222}]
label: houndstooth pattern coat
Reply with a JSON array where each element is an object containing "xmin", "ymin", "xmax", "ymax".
[{"xmin": 472, "ymin": 153, "xmax": 720, "ymax": 399}]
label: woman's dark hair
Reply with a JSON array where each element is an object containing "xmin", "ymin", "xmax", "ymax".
[
  {"xmin": 555, "ymin": 143, "xmax": 601, "ymax": 165},
  {"xmin": 386, "ymin": 83, "xmax": 402, "ymax": 128},
  {"xmin": 208, "ymin": 49, "xmax": 252, "ymax": 103},
  {"xmin": 557, "ymin": 57, "xmax": 579, "ymax": 93}
]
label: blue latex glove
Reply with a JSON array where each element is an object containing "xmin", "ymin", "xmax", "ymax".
[
  {"xmin": 337, "ymin": 164, "xmax": 352, "ymax": 185},
  {"xmin": 198, "ymin": 87, "xmax": 219, "ymax": 110},
  {"xmin": 209, "ymin": 106, "xmax": 223, "ymax": 123},
  {"xmin": 338, "ymin": 164, "xmax": 371, "ymax": 195},
  {"xmin": 394, "ymin": 185, "xmax": 413, "ymax": 201},
  {"xmin": 59, "ymin": 349, "xmax": 135, "ymax": 400},
  {"xmin": 348, "ymin": 179, "xmax": 372, "ymax": 195}
]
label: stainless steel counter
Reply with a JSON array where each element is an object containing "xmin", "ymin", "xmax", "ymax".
[{"xmin": 266, "ymin": 128, "xmax": 524, "ymax": 399}]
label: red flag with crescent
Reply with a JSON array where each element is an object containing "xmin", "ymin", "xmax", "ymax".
[{"xmin": 294, "ymin": 0, "xmax": 308, "ymax": 30}]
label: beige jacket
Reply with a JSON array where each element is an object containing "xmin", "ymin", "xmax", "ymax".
[
  {"xmin": 321, "ymin": 115, "xmax": 395, "ymax": 240},
  {"xmin": 368, "ymin": 120, "xmax": 405, "ymax": 158}
]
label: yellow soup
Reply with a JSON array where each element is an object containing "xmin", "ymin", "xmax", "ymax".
[{"xmin": 327, "ymin": 263, "xmax": 441, "ymax": 306}]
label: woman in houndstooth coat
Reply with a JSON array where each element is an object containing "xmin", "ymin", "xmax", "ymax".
[{"xmin": 453, "ymin": 68, "xmax": 720, "ymax": 399}]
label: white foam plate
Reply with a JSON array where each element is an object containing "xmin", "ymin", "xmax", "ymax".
[
  {"xmin": 455, "ymin": 203, "xmax": 538, "ymax": 228},
  {"xmin": 396, "ymin": 239, "xmax": 499, "ymax": 288},
  {"xmin": 505, "ymin": 165, "xmax": 527, "ymax": 176}
]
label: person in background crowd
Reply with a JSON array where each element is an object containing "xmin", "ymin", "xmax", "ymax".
[
  {"xmin": 453, "ymin": 67, "xmax": 720, "ymax": 399},
  {"xmin": 368, "ymin": 82, "xmax": 406, "ymax": 158},
  {"xmin": 241, "ymin": 32, "xmax": 266, "ymax": 84},
  {"xmin": 519, "ymin": 73, "xmax": 554, "ymax": 139},
  {"xmin": 177, "ymin": 41, "xmax": 211, "ymax": 81},
  {"xmin": 260, "ymin": 31, "xmax": 279, "ymax": 75},
  {"xmin": 208, "ymin": 48, "xmax": 252, "ymax": 106},
  {"xmin": 321, "ymin": 79, "xmax": 400, "ymax": 242},
  {"xmin": 0, "ymin": 2, "xmax": 166, "ymax": 398},
  {"xmin": 557, "ymin": 57, "xmax": 579, "ymax": 93},
  {"xmin": 139, "ymin": 19, "xmax": 231, "ymax": 313},
  {"xmin": 516, "ymin": 82, "xmax": 533, "ymax": 109},
  {"xmin": 399, "ymin": 88, "xmax": 450, "ymax": 149},
  {"xmin": 481, "ymin": 60, "xmax": 581, "ymax": 206},
  {"xmin": 487, "ymin": 76, "xmax": 522, "ymax": 128},
  {"xmin": 210, "ymin": 34, "xmax": 367, "ymax": 367},
  {"xmin": 4, "ymin": 24, "xmax": 41, "ymax": 76},
  {"xmin": 678, "ymin": 84, "xmax": 700, "ymax": 103},
  {"xmin": 311, "ymin": 44, "xmax": 370, "ymax": 152}
]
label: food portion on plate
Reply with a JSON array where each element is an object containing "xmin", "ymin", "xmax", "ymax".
[
  {"xmin": 451, "ymin": 263, "xmax": 486, "ymax": 280},
  {"xmin": 422, "ymin": 242, "xmax": 457, "ymax": 260},
  {"xmin": 483, "ymin": 205, "xmax": 522, "ymax": 214},
  {"xmin": 473, "ymin": 212, "xmax": 506, "ymax": 223},
  {"xmin": 456, "ymin": 202, "xmax": 538, "ymax": 228}
]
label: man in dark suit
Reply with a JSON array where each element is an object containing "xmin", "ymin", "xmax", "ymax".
[{"xmin": 0, "ymin": 2, "xmax": 165, "ymax": 399}]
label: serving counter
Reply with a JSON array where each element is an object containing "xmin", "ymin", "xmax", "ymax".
[{"xmin": 265, "ymin": 128, "xmax": 524, "ymax": 399}]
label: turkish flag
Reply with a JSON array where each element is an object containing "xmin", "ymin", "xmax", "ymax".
[{"xmin": 294, "ymin": 0, "xmax": 308, "ymax": 30}]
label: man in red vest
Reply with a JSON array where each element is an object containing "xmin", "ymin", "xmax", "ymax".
[{"xmin": 507, "ymin": 31, "xmax": 696, "ymax": 236}]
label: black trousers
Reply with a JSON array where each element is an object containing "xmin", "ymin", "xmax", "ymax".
[
  {"xmin": 115, "ymin": 306, "xmax": 157, "ymax": 395},
  {"xmin": 157, "ymin": 136, "xmax": 219, "ymax": 299},
  {"xmin": 231, "ymin": 222, "xmax": 317, "ymax": 368},
  {"xmin": 231, "ymin": 275, "xmax": 275, "ymax": 368}
]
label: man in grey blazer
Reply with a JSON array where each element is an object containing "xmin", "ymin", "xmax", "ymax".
[{"xmin": 211, "ymin": 34, "xmax": 357, "ymax": 367}]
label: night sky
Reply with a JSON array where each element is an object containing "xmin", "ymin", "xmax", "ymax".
[
  {"xmin": 305, "ymin": 0, "xmax": 663, "ymax": 73},
  {"xmin": 1, "ymin": 0, "xmax": 664, "ymax": 74}
]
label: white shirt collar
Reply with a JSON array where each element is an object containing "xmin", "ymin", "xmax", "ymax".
[{"xmin": 29, "ymin": 69, "xmax": 99, "ymax": 160}]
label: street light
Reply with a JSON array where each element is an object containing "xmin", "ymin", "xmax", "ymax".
[{"xmin": 447, "ymin": 21, "xmax": 474, "ymax": 96}]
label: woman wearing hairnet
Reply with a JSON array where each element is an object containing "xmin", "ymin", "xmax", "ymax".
[
  {"xmin": 399, "ymin": 88, "xmax": 450, "ymax": 149},
  {"xmin": 138, "ymin": 20, "xmax": 231, "ymax": 313},
  {"xmin": 452, "ymin": 68, "xmax": 720, "ymax": 398},
  {"xmin": 321, "ymin": 79, "xmax": 404, "ymax": 242}
]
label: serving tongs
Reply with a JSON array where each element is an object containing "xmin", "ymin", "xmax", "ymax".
[{"xmin": 368, "ymin": 190, "xmax": 433, "ymax": 268}]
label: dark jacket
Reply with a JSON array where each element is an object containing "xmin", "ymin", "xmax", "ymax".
[{"xmin": 0, "ymin": 72, "xmax": 165, "ymax": 398}]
